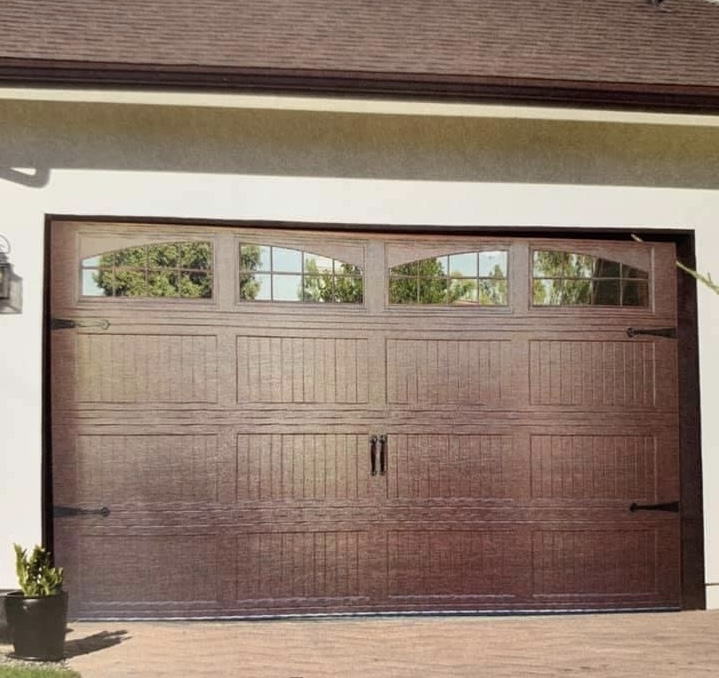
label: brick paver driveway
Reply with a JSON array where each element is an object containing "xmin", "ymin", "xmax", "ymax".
[{"xmin": 5, "ymin": 611, "xmax": 719, "ymax": 677}]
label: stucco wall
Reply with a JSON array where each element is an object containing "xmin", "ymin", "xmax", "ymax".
[{"xmin": 1, "ymin": 98, "xmax": 719, "ymax": 605}]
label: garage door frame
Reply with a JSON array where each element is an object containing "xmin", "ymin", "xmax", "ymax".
[{"xmin": 40, "ymin": 215, "xmax": 705, "ymax": 611}]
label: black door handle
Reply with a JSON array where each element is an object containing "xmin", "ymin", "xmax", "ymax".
[
  {"xmin": 370, "ymin": 435, "xmax": 378, "ymax": 476},
  {"xmin": 630, "ymin": 501, "xmax": 679, "ymax": 513},
  {"xmin": 379, "ymin": 435, "xmax": 387, "ymax": 476}
]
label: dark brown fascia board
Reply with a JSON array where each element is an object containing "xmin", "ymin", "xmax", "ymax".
[{"xmin": 2, "ymin": 58, "xmax": 719, "ymax": 114}]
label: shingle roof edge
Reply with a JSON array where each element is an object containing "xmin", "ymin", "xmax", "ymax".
[{"xmin": 3, "ymin": 58, "xmax": 719, "ymax": 114}]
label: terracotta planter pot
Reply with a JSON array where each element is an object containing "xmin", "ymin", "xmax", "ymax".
[{"xmin": 4, "ymin": 590, "xmax": 68, "ymax": 661}]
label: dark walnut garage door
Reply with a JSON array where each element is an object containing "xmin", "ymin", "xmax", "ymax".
[{"xmin": 49, "ymin": 221, "xmax": 681, "ymax": 618}]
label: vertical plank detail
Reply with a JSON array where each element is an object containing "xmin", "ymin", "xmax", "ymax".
[
  {"xmin": 386, "ymin": 339, "xmax": 510, "ymax": 405},
  {"xmin": 237, "ymin": 335, "xmax": 369, "ymax": 403},
  {"xmin": 529, "ymin": 340, "xmax": 656, "ymax": 407},
  {"xmin": 237, "ymin": 434, "xmax": 369, "ymax": 502},
  {"xmin": 77, "ymin": 334, "xmax": 218, "ymax": 403},
  {"xmin": 388, "ymin": 434, "xmax": 515, "ymax": 500}
]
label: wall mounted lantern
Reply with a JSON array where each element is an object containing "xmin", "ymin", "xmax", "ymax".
[
  {"xmin": 0, "ymin": 234, "xmax": 22, "ymax": 313},
  {"xmin": 0, "ymin": 234, "xmax": 13, "ymax": 300}
]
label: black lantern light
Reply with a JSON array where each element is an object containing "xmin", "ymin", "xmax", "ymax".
[{"xmin": 0, "ymin": 235, "xmax": 11, "ymax": 301}]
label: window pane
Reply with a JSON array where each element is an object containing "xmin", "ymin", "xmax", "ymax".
[
  {"xmin": 449, "ymin": 279, "xmax": 477, "ymax": 304},
  {"xmin": 240, "ymin": 245, "xmax": 270, "ymax": 272},
  {"xmin": 564, "ymin": 279, "xmax": 592, "ymax": 304},
  {"xmin": 148, "ymin": 244, "xmax": 178, "ymax": 267},
  {"xmin": 273, "ymin": 274, "xmax": 302, "ymax": 301},
  {"xmin": 305, "ymin": 253, "xmax": 334, "ymax": 274},
  {"xmin": 573, "ymin": 255, "xmax": 596, "ymax": 277},
  {"xmin": 334, "ymin": 277, "xmax": 363, "ymax": 304},
  {"xmin": 117, "ymin": 246, "xmax": 148, "ymax": 268},
  {"xmin": 418, "ymin": 277, "xmax": 448, "ymax": 304},
  {"xmin": 622, "ymin": 280, "xmax": 649, "ymax": 306},
  {"xmin": 478, "ymin": 279, "xmax": 508, "ymax": 306},
  {"xmin": 594, "ymin": 259, "xmax": 620, "ymax": 277},
  {"xmin": 478, "ymin": 251, "xmax": 507, "ymax": 278},
  {"xmin": 449, "ymin": 253, "xmax": 477, "ymax": 277},
  {"xmin": 302, "ymin": 273, "xmax": 328, "ymax": 302},
  {"xmin": 273, "ymin": 248, "xmax": 302, "ymax": 273},
  {"xmin": 113, "ymin": 269, "xmax": 148, "ymax": 297},
  {"xmin": 622, "ymin": 264, "xmax": 649, "ymax": 280},
  {"xmin": 82, "ymin": 269, "xmax": 109, "ymax": 296},
  {"xmin": 591, "ymin": 279, "xmax": 620, "ymax": 305},
  {"xmin": 338, "ymin": 263, "xmax": 362, "ymax": 276},
  {"xmin": 533, "ymin": 279, "xmax": 551, "ymax": 305},
  {"xmin": 430, "ymin": 256, "xmax": 449, "ymax": 276},
  {"xmin": 178, "ymin": 272, "xmax": 212, "ymax": 298},
  {"xmin": 147, "ymin": 271, "xmax": 179, "ymax": 297},
  {"xmin": 240, "ymin": 273, "xmax": 270, "ymax": 300},
  {"xmin": 533, "ymin": 252, "xmax": 559, "ymax": 278},
  {"xmin": 178, "ymin": 242, "xmax": 212, "ymax": 269},
  {"xmin": 83, "ymin": 256, "xmax": 102, "ymax": 267},
  {"xmin": 389, "ymin": 277, "xmax": 418, "ymax": 304},
  {"xmin": 390, "ymin": 261, "xmax": 418, "ymax": 277}
]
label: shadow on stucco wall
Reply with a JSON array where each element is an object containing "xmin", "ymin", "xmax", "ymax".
[
  {"xmin": 0, "ymin": 100, "xmax": 718, "ymax": 190},
  {"xmin": 0, "ymin": 167, "xmax": 50, "ymax": 188}
]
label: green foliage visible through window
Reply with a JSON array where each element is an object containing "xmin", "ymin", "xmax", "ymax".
[
  {"xmin": 532, "ymin": 250, "xmax": 649, "ymax": 307},
  {"xmin": 81, "ymin": 241, "xmax": 213, "ymax": 298},
  {"xmin": 388, "ymin": 251, "xmax": 508, "ymax": 306},
  {"xmin": 238, "ymin": 244, "xmax": 363, "ymax": 303}
]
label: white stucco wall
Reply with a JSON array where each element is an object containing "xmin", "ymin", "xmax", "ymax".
[{"xmin": 1, "ymin": 94, "xmax": 718, "ymax": 605}]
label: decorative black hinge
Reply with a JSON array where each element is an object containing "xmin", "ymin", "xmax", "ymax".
[
  {"xmin": 626, "ymin": 327, "xmax": 677, "ymax": 339},
  {"xmin": 50, "ymin": 318, "xmax": 110, "ymax": 331},
  {"xmin": 53, "ymin": 505, "xmax": 111, "ymax": 518},
  {"xmin": 629, "ymin": 501, "xmax": 679, "ymax": 513}
]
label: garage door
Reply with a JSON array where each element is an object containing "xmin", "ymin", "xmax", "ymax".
[{"xmin": 49, "ymin": 221, "xmax": 681, "ymax": 618}]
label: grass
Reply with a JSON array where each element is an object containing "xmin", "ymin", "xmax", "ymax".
[{"xmin": 0, "ymin": 666, "xmax": 80, "ymax": 677}]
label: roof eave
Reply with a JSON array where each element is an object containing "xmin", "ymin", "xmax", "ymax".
[{"xmin": 2, "ymin": 59, "xmax": 719, "ymax": 115}]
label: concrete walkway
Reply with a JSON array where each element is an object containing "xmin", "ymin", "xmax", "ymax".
[{"xmin": 4, "ymin": 611, "xmax": 719, "ymax": 677}]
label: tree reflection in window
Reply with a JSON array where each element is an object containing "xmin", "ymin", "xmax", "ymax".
[
  {"xmin": 532, "ymin": 251, "xmax": 649, "ymax": 306},
  {"xmin": 389, "ymin": 251, "xmax": 508, "ymax": 305},
  {"xmin": 81, "ymin": 242, "xmax": 213, "ymax": 298},
  {"xmin": 238, "ymin": 244, "xmax": 363, "ymax": 303}
]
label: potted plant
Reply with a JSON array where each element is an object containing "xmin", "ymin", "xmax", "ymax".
[{"xmin": 4, "ymin": 544, "xmax": 68, "ymax": 661}]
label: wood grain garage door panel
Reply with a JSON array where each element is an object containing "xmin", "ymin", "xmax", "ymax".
[
  {"xmin": 237, "ymin": 433, "xmax": 372, "ymax": 502},
  {"xmin": 385, "ymin": 529, "xmax": 529, "ymax": 600},
  {"xmin": 237, "ymin": 334, "xmax": 369, "ymax": 404},
  {"xmin": 529, "ymin": 339, "xmax": 675, "ymax": 409},
  {"xmin": 387, "ymin": 434, "xmax": 521, "ymax": 500},
  {"xmin": 78, "ymin": 334, "xmax": 218, "ymax": 404},
  {"xmin": 532, "ymin": 525, "xmax": 680, "ymax": 600},
  {"xmin": 530, "ymin": 434, "xmax": 658, "ymax": 501},
  {"xmin": 76, "ymin": 534, "xmax": 222, "ymax": 604},
  {"xmin": 236, "ymin": 530, "xmax": 371, "ymax": 604},
  {"xmin": 386, "ymin": 338, "xmax": 511, "ymax": 406},
  {"xmin": 56, "ymin": 434, "xmax": 222, "ymax": 505}
]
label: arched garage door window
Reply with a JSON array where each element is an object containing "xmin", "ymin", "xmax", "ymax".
[
  {"xmin": 532, "ymin": 250, "xmax": 649, "ymax": 307},
  {"xmin": 388, "ymin": 250, "xmax": 508, "ymax": 306},
  {"xmin": 81, "ymin": 241, "xmax": 213, "ymax": 299},
  {"xmin": 238, "ymin": 244, "xmax": 363, "ymax": 304}
]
